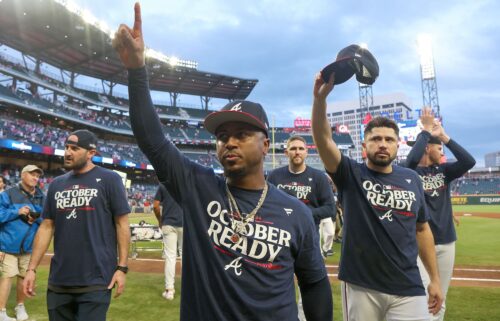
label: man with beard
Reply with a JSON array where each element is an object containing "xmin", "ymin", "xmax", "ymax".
[
  {"xmin": 405, "ymin": 108, "xmax": 475, "ymax": 321},
  {"xmin": 311, "ymin": 73, "xmax": 443, "ymax": 321},
  {"xmin": 111, "ymin": 4, "xmax": 332, "ymax": 321},
  {"xmin": 268, "ymin": 135, "xmax": 335, "ymax": 234},
  {"xmin": 23, "ymin": 130, "xmax": 130, "ymax": 321},
  {"xmin": 267, "ymin": 135, "xmax": 335, "ymax": 321}
]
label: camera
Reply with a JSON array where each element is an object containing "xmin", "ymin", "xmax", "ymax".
[{"xmin": 28, "ymin": 211, "xmax": 41, "ymax": 219}]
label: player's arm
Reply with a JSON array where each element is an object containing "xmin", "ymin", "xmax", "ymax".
[
  {"xmin": 416, "ymin": 222, "xmax": 443, "ymax": 315},
  {"xmin": 108, "ymin": 214, "xmax": 130, "ymax": 298},
  {"xmin": 405, "ymin": 107, "xmax": 434, "ymax": 169},
  {"xmin": 310, "ymin": 174, "xmax": 336, "ymax": 223},
  {"xmin": 433, "ymin": 123, "xmax": 476, "ymax": 179},
  {"xmin": 23, "ymin": 218, "xmax": 55, "ymax": 297},
  {"xmin": 153, "ymin": 200, "xmax": 161, "ymax": 225},
  {"xmin": 300, "ymin": 276, "xmax": 333, "ymax": 321},
  {"xmin": 153, "ymin": 187, "xmax": 163, "ymax": 225},
  {"xmin": 311, "ymin": 73, "xmax": 342, "ymax": 174},
  {"xmin": 113, "ymin": 3, "xmax": 190, "ymax": 190}
]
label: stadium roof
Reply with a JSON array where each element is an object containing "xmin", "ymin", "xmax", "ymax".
[{"xmin": 0, "ymin": 0, "xmax": 258, "ymax": 100}]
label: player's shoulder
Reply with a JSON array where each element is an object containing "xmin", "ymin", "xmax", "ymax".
[
  {"xmin": 94, "ymin": 166, "xmax": 120, "ymax": 178},
  {"xmin": 306, "ymin": 166, "xmax": 327, "ymax": 177},
  {"xmin": 268, "ymin": 165, "xmax": 287, "ymax": 176},
  {"xmin": 51, "ymin": 171, "xmax": 72, "ymax": 183},
  {"xmin": 393, "ymin": 164, "xmax": 421, "ymax": 179}
]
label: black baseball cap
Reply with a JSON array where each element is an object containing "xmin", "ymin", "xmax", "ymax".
[
  {"xmin": 407, "ymin": 136, "xmax": 442, "ymax": 146},
  {"xmin": 66, "ymin": 129, "xmax": 98, "ymax": 150},
  {"xmin": 321, "ymin": 44, "xmax": 379, "ymax": 85},
  {"xmin": 204, "ymin": 100, "xmax": 270, "ymax": 137}
]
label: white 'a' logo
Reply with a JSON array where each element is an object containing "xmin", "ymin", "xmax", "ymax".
[
  {"xmin": 379, "ymin": 209, "xmax": 393, "ymax": 222},
  {"xmin": 431, "ymin": 190, "xmax": 439, "ymax": 197},
  {"xmin": 66, "ymin": 208, "xmax": 77, "ymax": 219},
  {"xmin": 230, "ymin": 103, "xmax": 242, "ymax": 111},
  {"xmin": 224, "ymin": 257, "xmax": 243, "ymax": 276}
]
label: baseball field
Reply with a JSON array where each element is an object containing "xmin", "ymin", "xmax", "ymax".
[{"xmin": 8, "ymin": 204, "xmax": 500, "ymax": 321}]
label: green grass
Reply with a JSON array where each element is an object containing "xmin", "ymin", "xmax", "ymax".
[
  {"xmin": 8, "ymin": 267, "xmax": 500, "ymax": 321},
  {"xmin": 13, "ymin": 207, "xmax": 497, "ymax": 319},
  {"xmin": 453, "ymin": 204, "xmax": 500, "ymax": 213},
  {"xmin": 455, "ymin": 216, "xmax": 500, "ymax": 266}
]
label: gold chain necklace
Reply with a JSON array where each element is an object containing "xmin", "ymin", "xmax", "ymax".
[{"xmin": 225, "ymin": 181, "xmax": 268, "ymax": 243}]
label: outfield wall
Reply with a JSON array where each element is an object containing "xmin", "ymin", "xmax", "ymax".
[{"xmin": 452, "ymin": 195, "xmax": 500, "ymax": 205}]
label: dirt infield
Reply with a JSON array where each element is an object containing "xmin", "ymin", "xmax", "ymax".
[
  {"xmin": 454, "ymin": 212, "xmax": 500, "ymax": 219},
  {"xmin": 39, "ymin": 254, "xmax": 500, "ymax": 288}
]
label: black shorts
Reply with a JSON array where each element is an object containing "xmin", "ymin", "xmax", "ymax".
[{"xmin": 47, "ymin": 289, "xmax": 111, "ymax": 321}]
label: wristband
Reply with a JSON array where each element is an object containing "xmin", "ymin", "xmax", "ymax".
[{"xmin": 116, "ymin": 265, "xmax": 128, "ymax": 274}]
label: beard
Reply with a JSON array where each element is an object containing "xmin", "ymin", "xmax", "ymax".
[
  {"xmin": 63, "ymin": 156, "xmax": 87, "ymax": 170},
  {"xmin": 367, "ymin": 152, "xmax": 396, "ymax": 167}
]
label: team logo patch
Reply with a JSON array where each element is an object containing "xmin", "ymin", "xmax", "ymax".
[
  {"xmin": 284, "ymin": 208, "xmax": 293, "ymax": 216},
  {"xmin": 378, "ymin": 209, "xmax": 393, "ymax": 222},
  {"xmin": 230, "ymin": 103, "xmax": 242, "ymax": 111},
  {"xmin": 224, "ymin": 257, "xmax": 243, "ymax": 276},
  {"xmin": 406, "ymin": 179, "xmax": 412, "ymax": 184}
]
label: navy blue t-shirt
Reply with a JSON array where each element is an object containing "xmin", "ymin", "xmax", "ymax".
[
  {"xmin": 331, "ymin": 154, "xmax": 429, "ymax": 296},
  {"xmin": 405, "ymin": 131, "xmax": 476, "ymax": 244},
  {"xmin": 267, "ymin": 166, "xmax": 335, "ymax": 226},
  {"xmin": 42, "ymin": 166, "xmax": 130, "ymax": 288},
  {"xmin": 154, "ymin": 184, "xmax": 183, "ymax": 227},
  {"xmin": 128, "ymin": 67, "xmax": 326, "ymax": 321}
]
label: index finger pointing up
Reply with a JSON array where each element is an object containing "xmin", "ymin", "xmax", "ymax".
[{"xmin": 133, "ymin": 2, "xmax": 142, "ymax": 35}]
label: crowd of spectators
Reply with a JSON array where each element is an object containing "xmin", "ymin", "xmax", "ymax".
[{"xmin": 451, "ymin": 177, "xmax": 500, "ymax": 195}]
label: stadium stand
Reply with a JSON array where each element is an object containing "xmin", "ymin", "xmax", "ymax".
[{"xmin": 0, "ymin": 0, "xmax": 358, "ymax": 213}]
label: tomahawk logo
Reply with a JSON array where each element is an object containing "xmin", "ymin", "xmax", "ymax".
[
  {"xmin": 284, "ymin": 208, "xmax": 293, "ymax": 216},
  {"xmin": 66, "ymin": 208, "xmax": 77, "ymax": 220},
  {"xmin": 230, "ymin": 103, "xmax": 242, "ymax": 111},
  {"xmin": 96, "ymin": 178, "xmax": 101, "ymax": 183},
  {"xmin": 406, "ymin": 179, "xmax": 412, "ymax": 184},
  {"xmin": 379, "ymin": 210, "xmax": 393, "ymax": 222},
  {"xmin": 224, "ymin": 257, "xmax": 243, "ymax": 276}
]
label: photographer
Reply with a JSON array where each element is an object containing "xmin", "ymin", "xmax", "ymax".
[{"xmin": 0, "ymin": 165, "xmax": 44, "ymax": 321}]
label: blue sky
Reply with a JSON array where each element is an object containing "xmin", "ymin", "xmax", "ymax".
[{"xmin": 72, "ymin": 0, "xmax": 500, "ymax": 166}]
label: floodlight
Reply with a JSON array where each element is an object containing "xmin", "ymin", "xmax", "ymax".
[
  {"xmin": 417, "ymin": 34, "xmax": 435, "ymax": 79},
  {"xmin": 169, "ymin": 57, "xmax": 179, "ymax": 66}
]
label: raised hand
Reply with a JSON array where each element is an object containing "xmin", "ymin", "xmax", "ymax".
[
  {"xmin": 112, "ymin": 2, "xmax": 145, "ymax": 69},
  {"xmin": 419, "ymin": 107, "xmax": 435, "ymax": 132},
  {"xmin": 313, "ymin": 72, "xmax": 335, "ymax": 101},
  {"xmin": 430, "ymin": 120, "xmax": 450, "ymax": 144}
]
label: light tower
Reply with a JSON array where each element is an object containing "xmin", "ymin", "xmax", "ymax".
[
  {"xmin": 417, "ymin": 34, "xmax": 440, "ymax": 117},
  {"xmin": 358, "ymin": 43, "xmax": 373, "ymax": 160}
]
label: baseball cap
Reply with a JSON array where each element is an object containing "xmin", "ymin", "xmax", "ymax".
[
  {"xmin": 407, "ymin": 136, "xmax": 442, "ymax": 146},
  {"xmin": 321, "ymin": 44, "xmax": 379, "ymax": 85},
  {"xmin": 21, "ymin": 165, "xmax": 43, "ymax": 176},
  {"xmin": 66, "ymin": 129, "xmax": 98, "ymax": 150},
  {"xmin": 204, "ymin": 100, "xmax": 270, "ymax": 137}
]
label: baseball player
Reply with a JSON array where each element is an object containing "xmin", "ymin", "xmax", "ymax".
[
  {"xmin": 267, "ymin": 135, "xmax": 336, "ymax": 320},
  {"xmin": 112, "ymin": 4, "xmax": 333, "ymax": 321},
  {"xmin": 312, "ymin": 73, "xmax": 443, "ymax": 321},
  {"xmin": 405, "ymin": 108, "xmax": 475, "ymax": 321},
  {"xmin": 153, "ymin": 184, "xmax": 183, "ymax": 300},
  {"xmin": 23, "ymin": 130, "xmax": 131, "ymax": 321},
  {"xmin": 320, "ymin": 174, "xmax": 338, "ymax": 257}
]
